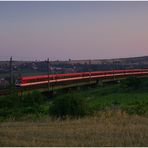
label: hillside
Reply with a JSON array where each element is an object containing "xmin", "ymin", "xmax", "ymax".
[
  {"xmin": 1, "ymin": 77, "xmax": 148, "ymax": 121},
  {"xmin": 0, "ymin": 77, "xmax": 148, "ymax": 146},
  {"xmin": 67, "ymin": 55, "xmax": 148, "ymax": 64}
]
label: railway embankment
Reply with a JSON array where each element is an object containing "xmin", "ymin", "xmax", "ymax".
[{"xmin": 0, "ymin": 76, "xmax": 148, "ymax": 121}]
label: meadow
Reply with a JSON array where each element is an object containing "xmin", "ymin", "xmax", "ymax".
[
  {"xmin": 1, "ymin": 112, "xmax": 148, "ymax": 146},
  {"xmin": 0, "ymin": 76, "xmax": 148, "ymax": 146}
]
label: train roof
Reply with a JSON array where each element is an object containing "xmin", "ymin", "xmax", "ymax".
[
  {"xmin": 19, "ymin": 69, "xmax": 148, "ymax": 80},
  {"xmin": 21, "ymin": 75, "xmax": 51, "ymax": 80},
  {"xmin": 20, "ymin": 72, "xmax": 84, "ymax": 80}
]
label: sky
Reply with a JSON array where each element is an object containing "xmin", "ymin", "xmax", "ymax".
[{"xmin": 0, "ymin": 1, "xmax": 148, "ymax": 61}]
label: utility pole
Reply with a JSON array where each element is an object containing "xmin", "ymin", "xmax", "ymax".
[
  {"xmin": 9, "ymin": 56, "xmax": 13, "ymax": 88},
  {"xmin": 47, "ymin": 58, "xmax": 50, "ymax": 92},
  {"xmin": 88, "ymin": 60, "xmax": 92, "ymax": 86},
  {"xmin": 113, "ymin": 59, "xmax": 115, "ymax": 80}
]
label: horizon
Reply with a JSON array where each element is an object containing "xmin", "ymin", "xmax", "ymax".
[
  {"xmin": 0, "ymin": 1, "xmax": 148, "ymax": 61},
  {"xmin": 0, "ymin": 55, "xmax": 148, "ymax": 62}
]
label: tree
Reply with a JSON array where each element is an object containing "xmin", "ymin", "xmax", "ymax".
[{"xmin": 49, "ymin": 94, "xmax": 89, "ymax": 118}]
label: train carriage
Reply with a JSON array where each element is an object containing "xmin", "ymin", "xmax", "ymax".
[{"xmin": 15, "ymin": 69, "xmax": 148, "ymax": 89}]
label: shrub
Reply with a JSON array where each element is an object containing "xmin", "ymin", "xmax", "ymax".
[
  {"xmin": 120, "ymin": 76, "xmax": 142, "ymax": 90},
  {"xmin": 49, "ymin": 94, "xmax": 89, "ymax": 118},
  {"xmin": 122, "ymin": 101, "xmax": 146, "ymax": 115},
  {"xmin": 0, "ymin": 91, "xmax": 46, "ymax": 121},
  {"xmin": 22, "ymin": 91, "xmax": 45, "ymax": 107}
]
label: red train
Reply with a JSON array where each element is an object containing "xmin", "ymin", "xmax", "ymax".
[{"xmin": 15, "ymin": 69, "xmax": 148, "ymax": 87}]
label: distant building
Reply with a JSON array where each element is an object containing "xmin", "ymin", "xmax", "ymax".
[
  {"xmin": 64, "ymin": 68, "xmax": 75, "ymax": 73},
  {"xmin": 0, "ymin": 78, "xmax": 9, "ymax": 88}
]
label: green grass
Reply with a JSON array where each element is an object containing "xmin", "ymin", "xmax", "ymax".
[
  {"xmin": 0, "ymin": 77, "xmax": 148, "ymax": 121},
  {"xmin": 54, "ymin": 82, "xmax": 148, "ymax": 115},
  {"xmin": 0, "ymin": 91, "xmax": 51, "ymax": 121}
]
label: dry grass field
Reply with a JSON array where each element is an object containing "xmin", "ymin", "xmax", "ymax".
[{"xmin": 0, "ymin": 110, "xmax": 148, "ymax": 147}]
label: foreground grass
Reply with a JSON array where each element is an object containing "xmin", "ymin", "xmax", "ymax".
[{"xmin": 0, "ymin": 110, "xmax": 148, "ymax": 147}]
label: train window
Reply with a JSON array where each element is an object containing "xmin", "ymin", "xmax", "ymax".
[{"xmin": 15, "ymin": 79, "xmax": 22, "ymax": 84}]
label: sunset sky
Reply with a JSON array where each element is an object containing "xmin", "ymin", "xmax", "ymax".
[{"xmin": 0, "ymin": 1, "xmax": 148, "ymax": 61}]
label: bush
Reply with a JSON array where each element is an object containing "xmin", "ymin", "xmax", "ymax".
[
  {"xmin": 122, "ymin": 101, "xmax": 146, "ymax": 115},
  {"xmin": 49, "ymin": 94, "xmax": 89, "ymax": 118},
  {"xmin": 120, "ymin": 76, "xmax": 142, "ymax": 90},
  {"xmin": 22, "ymin": 91, "xmax": 45, "ymax": 107},
  {"xmin": 0, "ymin": 91, "xmax": 46, "ymax": 121}
]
